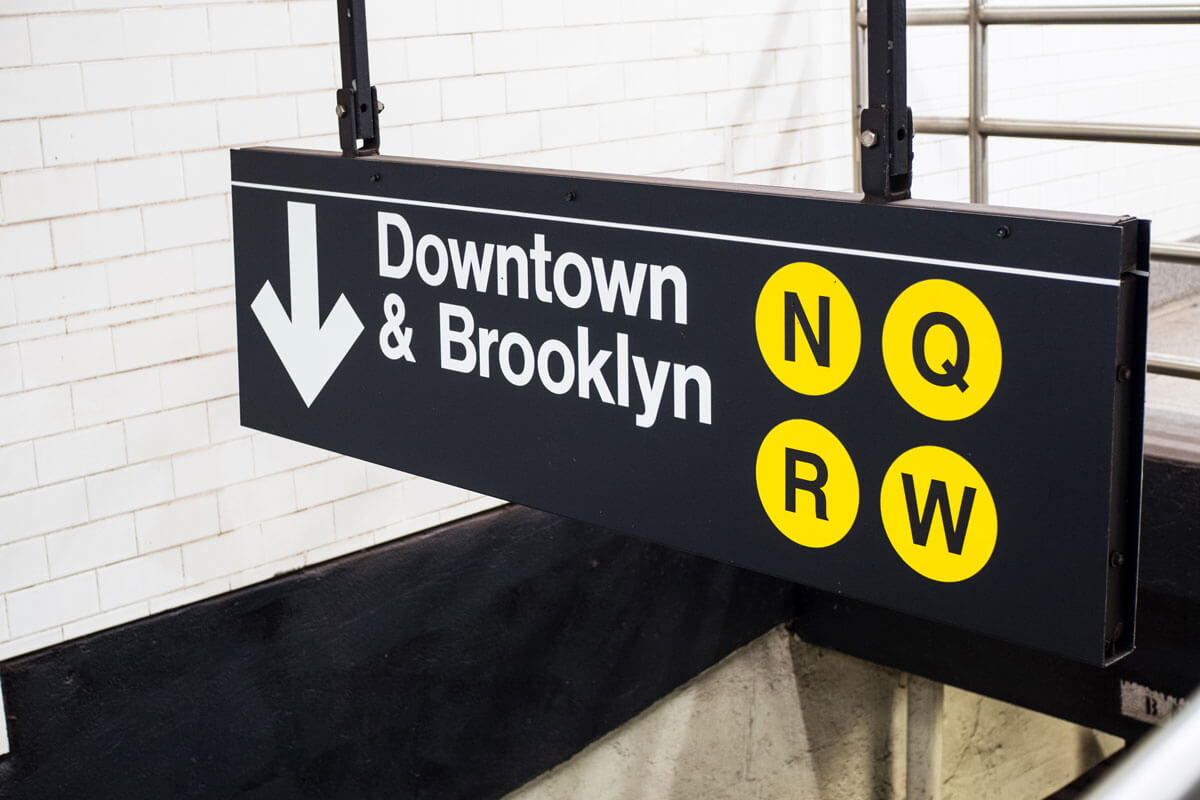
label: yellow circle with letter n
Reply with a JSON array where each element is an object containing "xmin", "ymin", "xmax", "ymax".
[
  {"xmin": 756, "ymin": 419, "xmax": 859, "ymax": 548},
  {"xmin": 880, "ymin": 445, "xmax": 998, "ymax": 582},
  {"xmin": 882, "ymin": 279, "xmax": 1002, "ymax": 421},
  {"xmin": 756, "ymin": 262, "xmax": 861, "ymax": 396}
]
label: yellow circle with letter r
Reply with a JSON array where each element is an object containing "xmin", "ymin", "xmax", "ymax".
[
  {"xmin": 880, "ymin": 445, "xmax": 998, "ymax": 582},
  {"xmin": 882, "ymin": 279, "xmax": 1001, "ymax": 421},
  {"xmin": 756, "ymin": 418, "xmax": 859, "ymax": 548},
  {"xmin": 755, "ymin": 262, "xmax": 861, "ymax": 396}
]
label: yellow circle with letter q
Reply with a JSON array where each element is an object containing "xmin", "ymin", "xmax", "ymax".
[
  {"xmin": 756, "ymin": 419, "xmax": 859, "ymax": 548},
  {"xmin": 880, "ymin": 445, "xmax": 997, "ymax": 583},
  {"xmin": 882, "ymin": 279, "xmax": 1001, "ymax": 421},
  {"xmin": 756, "ymin": 262, "xmax": 861, "ymax": 396}
]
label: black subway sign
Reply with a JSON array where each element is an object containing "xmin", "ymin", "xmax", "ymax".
[{"xmin": 232, "ymin": 148, "xmax": 1147, "ymax": 665}]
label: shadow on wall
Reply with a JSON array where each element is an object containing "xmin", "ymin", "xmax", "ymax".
[{"xmin": 506, "ymin": 626, "xmax": 1123, "ymax": 800}]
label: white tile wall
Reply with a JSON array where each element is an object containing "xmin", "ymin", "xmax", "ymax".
[
  {"xmin": 0, "ymin": 224, "xmax": 51, "ymax": 277},
  {"xmin": 6, "ymin": 573, "xmax": 99, "ymax": 639},
  {"xmin": 20, "ymin": 329, "xmax": 115, "ymax": 390},
  {"xmin": 216, "ymin": 472, "xmax": 297, "ymax": 531},
  {"xmin": 97, "ymin": 549, "xmax": 184, "ymax": 609},
  {"xmin": 85, "ymin": 459, "xmax": 175, "ymax": 519},
  {"xmin": 34, "ymin": 422, "xmax": 126, "ymax": 484},
  {"xmin": 72, "ymin": 367, "xmax": 161, "ymax": 427},
  {"xmin": 106, "ymin": 248, "xmax": 195, "ymax": 306},
  {"xmin": 0, "ymin": 386, "xmax": 74, "ymax": 445},
  {"xmin": 83, "ymin": 58, "xmax": 175, "ymax": 113},
  {"xmin": 159, "ymin": 351, "xmax": 236, "ymax": 408},
  {"xmin": 50, "ymin": 208, "xmax": 145, "ymax": 266},
  {"xmin": 13, "ymin": 264, "xmax": 104, "ymax": 322},
  {"xmin": 0, "ymin": 442, "xmax": 37, "ymax": 496},
  {"xmin": 0, "ymin": 17, "xmax": 31, "ymax": 69},
  {"xmin": 0, "ymin": 538, "xmax": 50, "ymax": 594},
  {"xmin": 41, "ymin": 111, "xmax": 136, "ymax": 166},
  {"xmin": 122, "ymin": 8, "xmax": 210, "ymax": 58},
  {"xmin": 131, "ymin": 103, "xmax": 219, "ymax": 155},
  {"xmin": 28, "ymin": 13, "xmax": 125, "ymax": 65},
  {"xmin": 2, "ymin": 164, "xmax": 98, "ymax": 223},
  {"xmin": 1, "ymin": 0, "xmax": 1185, "ymax": 661},
  {"xmin": 97, "ymin": 155, "xmax": 187, "ymax": 210},
  {"xmin": 142, "ymin": 195, "xmax": 228, "ymax": 252},
  {"xmin": 46, "ymin": 516, "xmax": 138, "ymax": 579},
  {"xmin": 0, "ymin": 64, "xmax": 85, "ymax": 121}
]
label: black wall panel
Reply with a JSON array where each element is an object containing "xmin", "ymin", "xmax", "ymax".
[{"xmin": 0, "ymin": 507, "xmax": 796, "ymax": 800}]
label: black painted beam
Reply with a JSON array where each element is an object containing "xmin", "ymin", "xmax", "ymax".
[{"xmin": 0, "ymin": 507, "xmax": 796, "ymax": 800}]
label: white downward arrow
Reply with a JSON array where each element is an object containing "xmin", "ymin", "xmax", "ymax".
[{"xmin": 251, "ymin": 201, "xmax": 364, "ymax": 407}]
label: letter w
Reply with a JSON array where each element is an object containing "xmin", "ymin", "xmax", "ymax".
[
  {"xmin": 784, "ymin": 292, "xmax": 829, "ymax": 366},
  {"xmin": 449, "ymin": 239, "xmax": 495, "ymax": 292},
  {"xmin": 901, "ymin": 474, "xmax": 977, "ymax": 555},
  {"xmin": 592, "ymin": 258, "xmax": 646, "ymax": 317}
]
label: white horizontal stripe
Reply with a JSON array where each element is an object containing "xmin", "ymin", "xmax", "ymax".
[{"xmin": 231, "ymin": 180, "xmax": 1121, "ymax": 287}]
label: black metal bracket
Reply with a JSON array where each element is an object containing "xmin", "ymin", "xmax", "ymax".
[
  {"xmin": 336, "ymin": 0, "xmax": 381, "ymax": 158},
  {"xmin": 860, "ymin": 0, "xmax": 914, "ymax": 201}
]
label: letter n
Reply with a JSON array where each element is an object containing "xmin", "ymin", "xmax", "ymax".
[{"xmin": 784, "ymin": 292, "xmax": 830, "ymax": 367}]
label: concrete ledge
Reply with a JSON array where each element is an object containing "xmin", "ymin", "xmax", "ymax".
[{"xmin": 508, "ymin": 627, "xmax": 1123, "ymax": 800}]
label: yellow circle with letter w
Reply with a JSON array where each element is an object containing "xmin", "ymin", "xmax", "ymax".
[{"xmin": 880, "ymin": 445, "xmax": 998, "ymax": 582}]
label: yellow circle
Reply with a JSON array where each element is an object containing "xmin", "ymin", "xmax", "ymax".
[
  {"xmin": 756, "ymin": 419, "xmax": 859, "ymax": 548},
  {"xmin": 880, "ymin": 445, "xmax": 997, "ymax": 582},
  {"xmin": 882, "ymin": 279, "xmax": 1002, "ymax": 421},
  {"xmin": 756, "ymin": 262, "xmax": 861, "ymax": 396}
]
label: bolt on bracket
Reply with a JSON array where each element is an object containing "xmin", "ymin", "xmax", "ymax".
[
  {"xmin": 336, "ymin": 0, "xmax": 381, "ymax": 158},
  {"xmin": 860, "ymin": 0, "xmax": 915, "ymax": 202}
]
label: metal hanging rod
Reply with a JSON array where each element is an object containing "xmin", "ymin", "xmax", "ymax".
[
  {"xmin": 856, "ymin": 5, "xmax": 1200, "ymax": 26},
  {"xmin": 1148, "ymin": 353, "xmax": 1200, "ymax": 380},
  {"xmin": 335, "ymin": 0, "xmax": 381, "ymax": 158},
  {"xmin": 1153, "ymin": 242, "xmax": 1200, "ymax": 261},
  {"xmin": 859, "ymin": 0, "xmax": 915, "ymax": 201},
  {"xmin": 983, "ymin": 5, "xmax": 1200, "ymax": 24},
  {"xmin": 913, "ymin": 117, "xmax": 1200, "ymax": 147}
]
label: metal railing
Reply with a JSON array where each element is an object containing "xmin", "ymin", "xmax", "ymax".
[
  {"xmin": 850, "ymin": 1, "xmax": 1200, "ymax": 381},
  {"xmin": 1084, "ymin": 687, "xmax": 1200, "ymax": 799}
]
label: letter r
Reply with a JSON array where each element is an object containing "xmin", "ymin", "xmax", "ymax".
[{"xmin": 786, "ymin": 448, "xmax": 829, "ymax": 520}]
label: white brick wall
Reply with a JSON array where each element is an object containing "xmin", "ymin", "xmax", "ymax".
[{"xmin": 0, "ymin": 0, "xmax": 1188, "ymax": 660}]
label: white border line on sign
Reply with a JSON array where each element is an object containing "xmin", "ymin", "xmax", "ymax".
[{"xmin": 231, "ymin": 181, "xmax": 1121, "ymax": 288}]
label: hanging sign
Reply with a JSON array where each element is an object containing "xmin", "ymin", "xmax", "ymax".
[{"xmin": 231, "ymin": 147, "xmax": 1147, "ymax": 665}]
